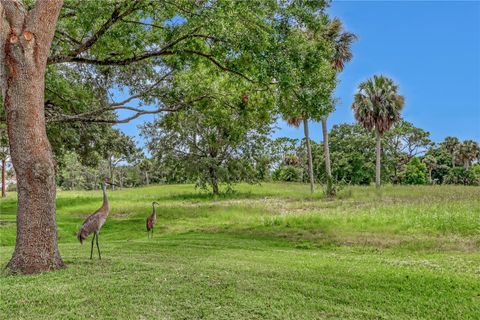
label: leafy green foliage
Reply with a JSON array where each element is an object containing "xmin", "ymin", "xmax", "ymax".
[
  {"xmin": 472, "ymin": 163, "xmax": 480, "ymax": 181},
  {"xmin": 275, "ymin": 19, "xmax": 336, "ymax": 122},
  {"xmin": 141, "ymin": 65, "xmax": 274, "ymax": 194},
  {"xmin": 444, "ymin": 167, "xmax": 479, "ymax": 186},
  {"xmin": 272, "ymin": 165, "xmax": 303, "ymax": 182},
  {"xmin": 325, "ymin": 124, "xmax": 376, "ymax": 185},
  {"xmin": 383, "ymin": 120, "xmax": 433, "ymax": 182},
  {"xmin": 402, "ymin": 157, "xmax": 427, "ymax": 185}
]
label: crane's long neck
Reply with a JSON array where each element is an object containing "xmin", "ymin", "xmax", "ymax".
[
  {"xmin": 152, "ymin": 204, "xmax": 157, "ymax": 217},
  {"xmin": 102, "ymin": 186, "xmax": 109, "ymax": 212}
]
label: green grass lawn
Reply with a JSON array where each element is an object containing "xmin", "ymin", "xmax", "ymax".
[{"xmin": 1, "ymin": 183, "xmax": 479, "ymax": 319}]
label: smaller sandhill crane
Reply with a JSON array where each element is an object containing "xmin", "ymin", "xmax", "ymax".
[
  {"xmin": 146, "ymin": 201, "xmax": 159, "ymax": 238},
  {"xmin": 77, "ymin": 181, "xmax": 114, "ymax": 259}
]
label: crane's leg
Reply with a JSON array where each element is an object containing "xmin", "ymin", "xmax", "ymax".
[
  {"xmin": 90, "ymin": 233, "xmax": 95, "ymax": 259},
  {"xmin": 151, "ymin": 227, "xmax": 154, "ymax": 238},
  {"xmin": 96, "ymin": 232, "xmax": 102, "ymax": 260}
]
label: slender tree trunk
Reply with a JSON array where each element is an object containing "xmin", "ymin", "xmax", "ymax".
[
  {"xmin": 428, "ymin": 168, "xmax": 432, "ymax": 184},
  {"xmin": 1, "ymin": 158, "xmax": 6, "ymax": 197},
  {"xmin": 209, "ymin": 166, "xmax": 219, "ymax": 195},
  {"xmin": 303, "ymin": 117, "xmax": 314, "ymax": 193},
  {"xmin": 108, "ymin": 156, "xmax": 115, "ymax": 190},
  {"xmin": 375, "ymin": 128, "xmax": 381, "ymax": 189},
  {"xmin": 145, "ymin": 171, "xmax": 149, "ymax": 185},
  {"xmin": 1, "ymin": 1, "xmax": 64, "ymax": 274},
  {"xmin": 321, "ymin": 116, "xmax": 333, "ymax": 195}
]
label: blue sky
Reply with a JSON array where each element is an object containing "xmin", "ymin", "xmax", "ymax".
[{"xmin": 116, "ymin": 0, "xmax": 480, "ymax": 145}]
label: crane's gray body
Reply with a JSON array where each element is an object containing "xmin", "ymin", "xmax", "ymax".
[
  {"xmin": 77, "ymin": 183, "xmax": 110, "ymax": 254},
  {"xmin": 146, "ymin": 202, "xmax": 159, "ymax": 237}
]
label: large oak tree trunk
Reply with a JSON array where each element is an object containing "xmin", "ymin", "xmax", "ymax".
[
  {"xmin": 321, "ymin": 116, "xmax": 333, "ymax": 196},
  {"xmin": 1, "ymin": 158, "xmax": 5, "ymax": 197},
  {"xmin": 303, "ymin": 117, "xmax": 314, "ymax": 193},
  {"xmin": 1, "ymin": 0, "xmax": 64, "ymax": 274},
  {"xmin": 375, "ymin": 128, "xmax": 381, "ymax": 189}
]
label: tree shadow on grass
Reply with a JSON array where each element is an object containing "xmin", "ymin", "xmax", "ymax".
[{"xmin": 155, "ymin": 191, "xmax": 267, "ymax": 202}]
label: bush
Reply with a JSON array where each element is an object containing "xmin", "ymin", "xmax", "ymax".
[
  {"xmin": 402, "ymin": 157, "xmax": 427, "ymax": 185},
  {"xmin": 472, "ymin": 163, "xmax": 480, "ymax": 181},
  {"xmin": 272, "ymin": 165, "xmax": 303, "ymax": 182},
  {"xmin": 444, "ymin": 167, "xmax": 478, "ymax": 185}
]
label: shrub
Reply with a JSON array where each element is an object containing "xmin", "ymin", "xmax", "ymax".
[
  {"xmin": 444, "ymin": 167, "xmax": 478, "ymax": 185},
  {"xmin": 472, "ymin": 163, "xmax": 480, "ymax": 181},
  {"xmin": 402, "ymin": 157, "xmax": 427, "ymax": 185},
  {"xmin": 272, "ymin": 165, "xmax": 303, "ymax": 182}
]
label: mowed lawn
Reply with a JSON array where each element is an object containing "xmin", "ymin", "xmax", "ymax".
[{"xmin": 1, "ymin": 183, "xmax": 479, "ymax": 319}]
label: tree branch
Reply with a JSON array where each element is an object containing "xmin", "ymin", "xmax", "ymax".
[
  {"xmin": 120, "ymin": 18, "xmax": 166, "ymax": 30},
  {"xmin": 24, "ymin": 0, "xmax": 63, "ymax": 67},
  {"xmin": 109, "ymin": 70, "xmax": 173, "ymax": 107},
  {"xmin": 46, "ymin": 94, "xmax": 210, "ymax": 124},
  {"xmin": 48, "ymin": 0, "xmax": 140, "ymax": 64}
]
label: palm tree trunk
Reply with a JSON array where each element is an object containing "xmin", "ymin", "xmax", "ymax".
[
  {"xmin": 321, "ymin": 116, "xmax": 333, "ymax": 195},
  {"xmin": 303, "ymin": 117, "xmax": 314, "ymax": 193},
  {"xmin": 375, "ymin": 128, "xmax": 382, "ymax": 189}
]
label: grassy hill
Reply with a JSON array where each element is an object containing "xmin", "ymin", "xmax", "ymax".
[{"xmin": 1, "ymin": 183, "xmax": 479, "ymax": 319}]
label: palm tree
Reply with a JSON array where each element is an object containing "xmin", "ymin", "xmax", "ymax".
[
  {"xmin": 455, "ymin": 140, "xmax": 480, "ymax": 169},
  {"xmin": 321, "ymin": 18, "xmax": 356, "ymax": 195},
  {"xmin": 422, "ymin": 155, "xmax": 437, "ymax": 184},
  {"xmin": 287, "ymin": 115, "xmax": 314, "ymax": 193},
  {"xmin": 352, "ymin": 75, "xmax": 405, "ymax": 189},
  {"xmin": 441, "ymin": 136, "xmax": 460, "ymax": 167}
]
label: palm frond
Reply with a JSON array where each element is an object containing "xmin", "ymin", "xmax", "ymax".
[{"xmin": 352, "ymin": 75, "xmax": 404, "ymax": 135}]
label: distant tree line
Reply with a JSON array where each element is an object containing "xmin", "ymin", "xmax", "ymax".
[
  {"xmin": 270, "ymin": 122, "xmax": 479, "ymax": 187},
  {"xmin": 37, "ymin": 119, "xmax": 477, "ymax": 194}
]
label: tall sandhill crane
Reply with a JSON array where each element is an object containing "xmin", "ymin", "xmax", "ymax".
[
  {"xmin": 146, "ymin": 201, "xmax": 159, "ymax": 238},
  {"xmin": 77, "ymin": 181, "xmax": 114, "ymax": 259}
]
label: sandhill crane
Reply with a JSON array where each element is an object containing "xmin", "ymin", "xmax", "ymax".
[
  {"xmin": 77, "ymin": 181, "xmax": 114, "ymax": 259},
  {"xmin": 146, "ymin": 201, "xmax": 159, "ymax": 238}
]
